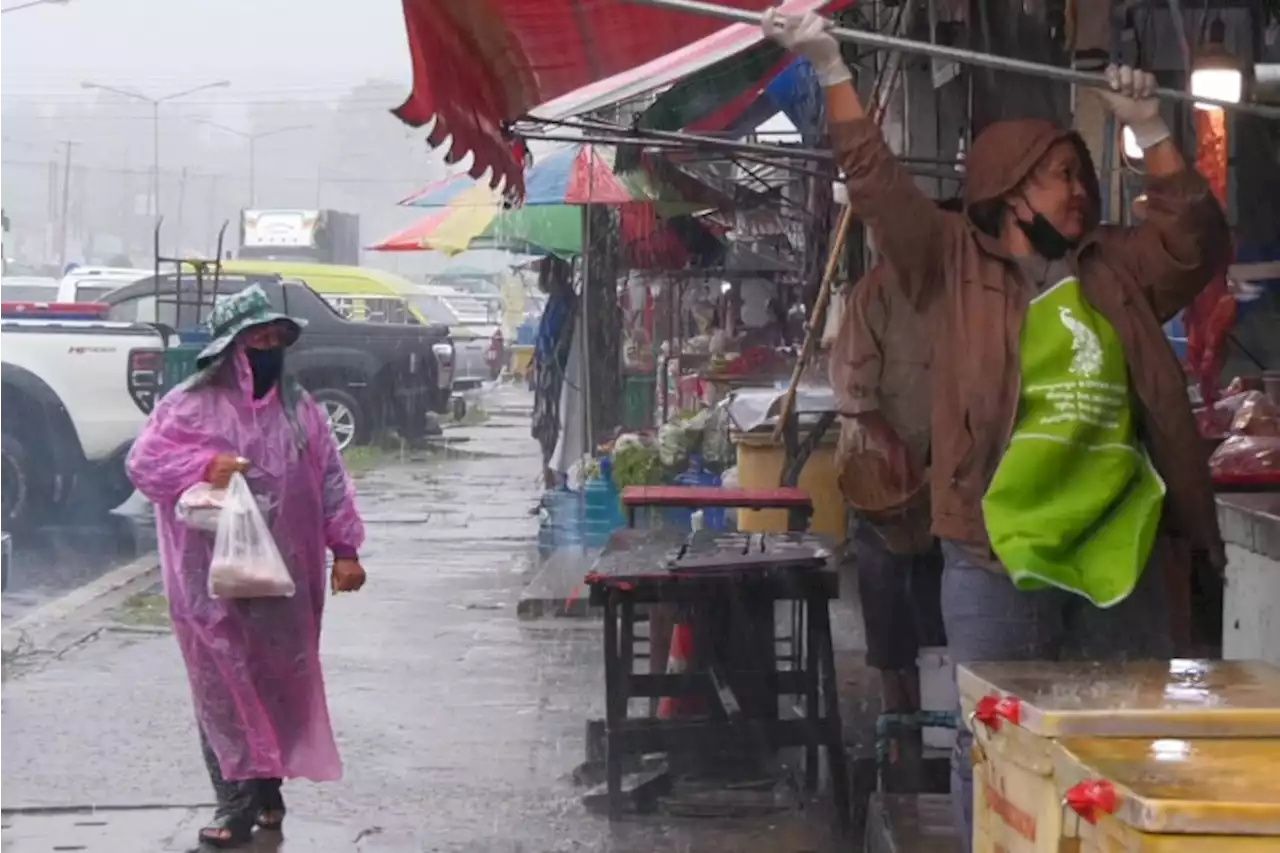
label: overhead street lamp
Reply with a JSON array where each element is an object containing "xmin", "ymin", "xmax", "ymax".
[
  {"xmin": 195, "ymin": 120, "xmax": 312, "ymax": 207},
  {"xmin": 80, "ymin": 79, "xmax": 230, "ymax": 220},
  {"xmin": 1190, "ymin": 21, "xmax": 1243, "ymax": 111},
  {"xmin": 1, "ymin": 0, "xmax": 69, "ymax": 14}
]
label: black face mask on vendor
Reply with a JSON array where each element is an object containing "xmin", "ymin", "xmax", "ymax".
[
  {"xmin": 1014, "ymin": 202, "xmax": 1077, "ymax": 261},
  {"xmin": 245, "ymin": 346, "xmax": 285, "ymax": 399}
]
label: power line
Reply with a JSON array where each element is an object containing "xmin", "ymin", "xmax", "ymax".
[
  {"xmin": 0, "ymin": 90, "xmax": 412, "ymax": 103},
  {"xmin": 0, "ymin": 158, "xmax": 441, "ymax": 186}
]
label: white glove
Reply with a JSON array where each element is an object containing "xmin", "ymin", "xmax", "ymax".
[
  {"xmin": 1099, "ymin": 64, "xmax": 1170, "ymax": 150},
  {"xmin": 762, "ymin": 9, "xmax": 852, "ymax": 88}
]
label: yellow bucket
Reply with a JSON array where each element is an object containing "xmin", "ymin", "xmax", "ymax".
[
  {"xmin": 732, "ymin": 430, "xmax": 844, "ymax": 539},
  {"xmin": 960, "ymin": 660, "xmax": 1280, "ymax": 853}
]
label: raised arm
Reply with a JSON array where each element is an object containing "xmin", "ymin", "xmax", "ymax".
[
  {"xmin": 1097, "ymin": 66, "xmax": 1231, "ymax": 320},
  {"xmin": 763, "ymin": 10, "xmax": 948, "ymax": 309}
]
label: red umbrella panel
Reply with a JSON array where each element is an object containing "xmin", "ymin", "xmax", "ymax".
[{"xmin": 392, "ymin": 0, "xmax": 831, "ymax": 199}]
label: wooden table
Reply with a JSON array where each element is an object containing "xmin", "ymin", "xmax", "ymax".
[{"xmin": 584, "ymin": 530, "xmax": 849, "ymax": 825}]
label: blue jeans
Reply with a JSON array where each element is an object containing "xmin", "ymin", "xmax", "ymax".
[{"xmin": 941, "ymin": 540, "xmax": 1173, "ymax": 852}]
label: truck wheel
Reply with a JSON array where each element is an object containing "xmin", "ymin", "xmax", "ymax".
[
  {"xmin": 2, "ymin": 432, "xmax": 50, "ymax": 531},
  {"xmin": 312, "ymin": 389, "xmax": 366, "ymax": 452},
  {"xmin": 76, "ymin": 459, "xmax": 138, "ymax": 513}
]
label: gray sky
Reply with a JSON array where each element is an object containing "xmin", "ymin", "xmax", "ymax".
[{"xmin": 2, "ymin": 0, "xmax": 414, "ymax": 104}]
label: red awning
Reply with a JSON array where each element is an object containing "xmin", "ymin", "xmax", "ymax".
[{"xmin": 393, "ymin": 0, "xmax": 829, "ymax": 199}]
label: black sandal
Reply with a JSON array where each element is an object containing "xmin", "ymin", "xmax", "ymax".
[
  {"xmin": 256, "ymin": 785, "xmax": 286, "ymax": 831},
  {"xmin": 197, "ymin": 811, "xmax": 254, "ymax": 849}
]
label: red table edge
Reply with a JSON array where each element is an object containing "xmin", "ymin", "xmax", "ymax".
[{"xmin": 620, "ymin": 485, "xmax": 813, "ymax": 510}]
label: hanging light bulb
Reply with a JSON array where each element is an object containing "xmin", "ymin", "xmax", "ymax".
[{"xmin": 1191, "ymin": 20, "xmax": 1243, "ymax": 110}]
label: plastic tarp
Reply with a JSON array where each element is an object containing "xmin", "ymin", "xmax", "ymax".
[
  {"xmin": 726, "ymin": 384, "xmax": 836, "ymax": 432},
  {"xmin": 392, "ymin": 0, "xmax": 834, "ymax": 199}
]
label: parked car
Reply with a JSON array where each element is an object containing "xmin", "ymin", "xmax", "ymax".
[
  {"xmin": 2, "ymin": 306, "xmax": 164, "ymax": 529},
  {"xmin": 1, "ymin": 276, "xmax": 60, "ymax": 303},
  {"xmin": 437, "ymin": 276, "xmax": 503, "ymax": 324},
  {"xmin": 56, "ymin": 266, "xmax": 151, "ymax": 303},
  {"xmin": 101, "ymin": 273, "xmax": 455, "ymax": 451},
  {"xmin": 224, "ymin": 260, "xmax": 509, "ymax": 391},
  {"xmin": 408, "ymin": 285, "xmax": 504, "ymax": 389}
]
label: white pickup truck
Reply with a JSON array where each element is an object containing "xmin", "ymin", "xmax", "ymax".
[{"xmin": 1, "ymin": 314, "xmax": 164, "ymax": 529}]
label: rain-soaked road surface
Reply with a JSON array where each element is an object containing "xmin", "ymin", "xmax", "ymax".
[
  {"xmin": 1, "ymin": 498, "xmax": 157, "ymax": 622},
  {"xmin": 2, "ymin": 385, "xmax": 864, "ymax": 853}
]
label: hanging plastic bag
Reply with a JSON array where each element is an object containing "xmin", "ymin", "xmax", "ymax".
[
  {"xmin": 176, "ymin": 482, "xmax": 273, "ymax": 532},
  {"xmin": 209, "ymin": 472, "xmax": 295, "ymax": 599}
]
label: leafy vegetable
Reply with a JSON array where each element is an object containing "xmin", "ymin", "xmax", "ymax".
[{"xmin": 611, "ymin": 442, "xmax": 664, "ymax": 492}]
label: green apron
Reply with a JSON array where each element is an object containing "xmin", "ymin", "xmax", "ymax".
[{"xmin": 981, "ymin": 276, "xmax": 1165, "ymax": 607}]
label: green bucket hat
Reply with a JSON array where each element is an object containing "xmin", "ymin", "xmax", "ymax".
[{"xmin": 195, "ymin": 284, "xmax": 306, "ymax": 369}]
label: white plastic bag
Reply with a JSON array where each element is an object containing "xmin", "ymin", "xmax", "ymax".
[
  {"xmin": 177, "ymin": 482, "xmax": 272, "ymax": 532},
  {"xmin": 209, "ymin": 473, "xmax": 295, "ymax": 599}
]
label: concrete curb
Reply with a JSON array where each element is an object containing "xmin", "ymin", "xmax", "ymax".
[{"xmin": 2, "ymin": 553, "xmax": 161, "ymax": 655}]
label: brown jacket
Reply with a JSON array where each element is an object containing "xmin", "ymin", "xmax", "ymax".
[
  {"xmin": 832, "ymin": 117, "xmax": 1231, "ymax": 568},
  {"xmin": 830, "ymin": 262, "xmax": 934, "ymax": 552},
  {"xmin": 830, "ymin": 262, "xmax": 932, "ymax": 471}
]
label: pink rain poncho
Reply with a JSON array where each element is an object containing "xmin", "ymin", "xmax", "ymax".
[{"xmin": 127, "ymin": 349, "xmax": 364, "ymax": 782}]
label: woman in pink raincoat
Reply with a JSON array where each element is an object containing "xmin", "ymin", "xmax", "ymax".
[{"xmin": 127, "ymin": 285, "xmax": 366, "ymax": 849}]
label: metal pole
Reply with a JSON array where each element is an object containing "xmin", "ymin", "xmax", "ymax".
[
  {"xmin": 56, "ymin": 141, "xmax": 73, "ymax": 269},
  {"xmin": 580, "ymin": 167, "xmax": 594, "ymax": 453},
  {"xmin": 152, "ymin": 100, "xmax": 161, "ymax": 222},
  {"xmin": 620, "ymin": 0, "xmax": 1280, "ymax": 120},
  {"xmin": 176, "ymin": 166, "xmax": 188, "ymax": 250},
  {"xmin": 537, "ymin": 117, "xmax": 835, "ymax": 162}
]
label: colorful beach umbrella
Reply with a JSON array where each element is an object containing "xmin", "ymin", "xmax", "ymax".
[
  {"xmin": 375, "ymin": 143, "xmax": 713, "ymax": 257},
  {"xmin": 401, "ymin": 143, "xmax": 647, "ymax": 209}
]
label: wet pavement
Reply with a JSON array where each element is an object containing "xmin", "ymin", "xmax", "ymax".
[
  {"xmin": 2, "ymin": 385, "xmax": 872, "ymax": 853},
  {"xmin": 1, "ymin": 499, "xmax": 157, "ymax": 622}
]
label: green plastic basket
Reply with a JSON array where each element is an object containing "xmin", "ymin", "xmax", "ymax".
[{"xmin": 161, "ymin": 344, "xmax": 204, "ymax": 396}]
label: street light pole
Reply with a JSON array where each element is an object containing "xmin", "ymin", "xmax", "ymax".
[
  {"xmin": 194, "ymin": 120, "xmax": 311, "ymax": 208},
  {"xmin": 249, "ymin": 137, "xmax": 256, "ymax": 207},
  {"xmin": 152, "ymin": 101, "xmax": 160, "ymax": 218},
  {"xmin": 1, "ymin": 0, "xmax": 70, "ymax": 14},
  {"xmin": 80, "ymin": 79, "xmax": 230, "ymax": 227}
]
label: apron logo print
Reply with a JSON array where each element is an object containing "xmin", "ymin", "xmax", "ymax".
[{"xmin": 1058, "ymin": 306, "xmax": 1103, "ymax": 378}]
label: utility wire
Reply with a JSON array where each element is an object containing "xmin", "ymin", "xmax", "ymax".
[{"xmin": 0, "ymin": 159, "xmax": 435, "ymax": 185}]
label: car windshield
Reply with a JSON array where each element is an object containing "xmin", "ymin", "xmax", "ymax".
[
  {"xmin": 321, "ymin": 294, "xmax": 416, "ymax": 324},
  {"xmin": 75, "ymin": 283, "xmax": 124, "ymax": 302}
]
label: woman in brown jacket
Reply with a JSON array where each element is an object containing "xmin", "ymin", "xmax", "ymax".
[{"xmin": 766, "ymin": 11, "xmax": 1231, "ymax": 848}]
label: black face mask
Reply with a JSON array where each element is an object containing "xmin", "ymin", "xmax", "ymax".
[
  {"xmin": 245, "ymin": 346, "xmax": 285, "ymax": 399},
  {"xmin": 1014, "ymin": 207, "xmax": 1077, "ymax": 261}
]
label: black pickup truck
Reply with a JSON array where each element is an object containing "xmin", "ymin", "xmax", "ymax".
[{"xmin": 102, "ymin": 272, "xmax": 455, "ymax": 450}]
